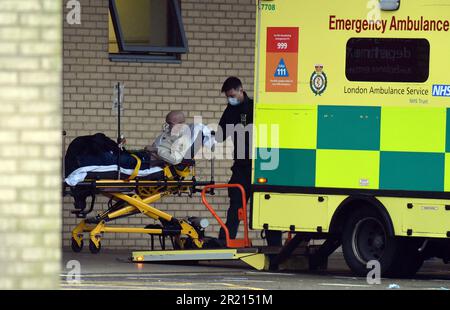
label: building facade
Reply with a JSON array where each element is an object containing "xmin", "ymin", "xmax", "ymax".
[{"xmin": 62, "ymin": 0, "xmax": 260, "ymax": 249}]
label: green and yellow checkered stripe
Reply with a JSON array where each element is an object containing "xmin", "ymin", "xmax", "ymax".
[{"xmin": 254, "ymin": 104, "xmax": 449, "ymax": 192}]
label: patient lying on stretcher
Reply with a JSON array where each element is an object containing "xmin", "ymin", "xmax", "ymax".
[{"xmin": 64, "ymin": 111, "xmax": 214, "ymax": 187}]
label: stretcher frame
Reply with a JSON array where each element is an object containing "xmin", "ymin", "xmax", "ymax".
[
  {"xmin": 67, "ymin": 178, "xmax": 252, "ymax": 253},
  {"xmin": 65, "ymin": 142, "xmax": 252, "ymax": 254}
]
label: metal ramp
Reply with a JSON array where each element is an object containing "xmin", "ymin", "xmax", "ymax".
[{"xmin": 131, "ymin": 248, "xmax": 268, "ymax": 270}]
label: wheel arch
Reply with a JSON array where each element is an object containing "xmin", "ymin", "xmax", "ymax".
[{"xmin": 329, "ymin": 195, "xmax": 395, "ymax": 237}]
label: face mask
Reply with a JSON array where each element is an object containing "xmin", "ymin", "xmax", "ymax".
[{"xmin": 228, "ymin": 97, "xmax": 241, "ymax": 106}]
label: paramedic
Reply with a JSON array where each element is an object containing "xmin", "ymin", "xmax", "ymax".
[{"xmin": 217, "ymin": 77, "xmax": 282, "ymax": 246}]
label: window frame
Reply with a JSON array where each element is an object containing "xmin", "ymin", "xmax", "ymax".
[{"xmin": 109, "ymin": 0, "xmax": 188, "ymax": 62}]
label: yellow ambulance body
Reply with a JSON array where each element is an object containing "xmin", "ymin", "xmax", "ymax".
[{"xmin": 251, "ymin": 0, "xmax": 450, "ymax": 276}]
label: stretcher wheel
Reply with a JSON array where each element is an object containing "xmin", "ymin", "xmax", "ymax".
[
  {"xmin": 71, "ymin": 238, "xmax": 83, "ymax": 253},
  {"xmin": 89, "ymin": 240, "xmax": 101, "ymax": 254}
]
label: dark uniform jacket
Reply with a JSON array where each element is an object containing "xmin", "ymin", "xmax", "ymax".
[{"xmin": 217, "ymin": 92, "xmax": 253, "ymax": 168}]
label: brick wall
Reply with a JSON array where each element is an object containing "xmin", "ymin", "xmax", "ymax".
[
  {"xmin": 62, "ymin": 0, "xmax": 263, "ymax": 250},
  {"xmin": 0, "ymin": 0, "xmax": 61, "ymax": 289}
]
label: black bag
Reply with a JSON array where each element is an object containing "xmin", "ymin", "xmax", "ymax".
[{"xmin": 65, "ymin": 133, "xmax": 120, "ymax": 177}]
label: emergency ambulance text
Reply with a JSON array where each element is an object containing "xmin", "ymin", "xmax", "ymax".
[{"xmin": 330, "ymin": 15, "xmax": 449, "ymax": 34}]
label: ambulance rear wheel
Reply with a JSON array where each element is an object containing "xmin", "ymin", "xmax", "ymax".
[
  {"xmin": 342, "ymin": 207, "xmax": 400, "ymax": 277},
  {"xmin": 71, "ymin": 238, "xmax": 83, "ymax": 253},
  {"xmin": 89, "ymin": 240, "xmax": 101, "ymax": 254}
]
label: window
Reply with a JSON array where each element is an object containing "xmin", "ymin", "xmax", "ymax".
[
  {"xmin": 109, "ymin": 0, "xmax": 188, "ymax": 63},
  {"xmin": 346, "ymin": 38, "xmax": 430, "ymax": 83}
]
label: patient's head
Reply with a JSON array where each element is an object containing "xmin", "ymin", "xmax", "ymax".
[
  {"xmin": 166, "ymin": 111, "xmax": 185, "ymax": 126},
  {"xmin": 164, "ymin": 111, "xmax": 187, "ymax": 136}
]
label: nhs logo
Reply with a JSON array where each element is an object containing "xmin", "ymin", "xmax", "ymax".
[{"xmin": 432, "ymin": 85, "xmax": 450, "ymax": 97}]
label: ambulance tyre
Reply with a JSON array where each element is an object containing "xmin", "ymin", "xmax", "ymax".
[
  {"xmin": 385, "ymin": 239, "xmax": 425, "ymax": 278},
  {"xmin": 71, "ymin": 238, "xmax": 83, "ymax": 253},
  {"xmin": 342, "ymin": 207, "xmax": 403, "ymax": 278}
]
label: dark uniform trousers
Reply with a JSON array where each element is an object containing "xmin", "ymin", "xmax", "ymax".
[
  {"xmin": 219, "ymin": 165, "xmax": 251, "ymax": 240},
  {"xmin": 219, "ymin": 165, "xmax": 282, "ymax": 246}
]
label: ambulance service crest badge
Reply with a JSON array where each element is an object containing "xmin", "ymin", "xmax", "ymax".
[{"xmin": 310, "ymin": 64, "xmax": 327, "ymax": 96}]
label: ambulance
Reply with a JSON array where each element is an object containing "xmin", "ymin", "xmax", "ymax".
[{"xmin": 251, "ymin": 0, "xmax": 450, "ymax": 277}]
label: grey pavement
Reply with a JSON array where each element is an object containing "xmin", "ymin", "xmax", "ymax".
[{"xmin": 61, "ymin": 249, "xmax": 450, "ymax": 290}]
